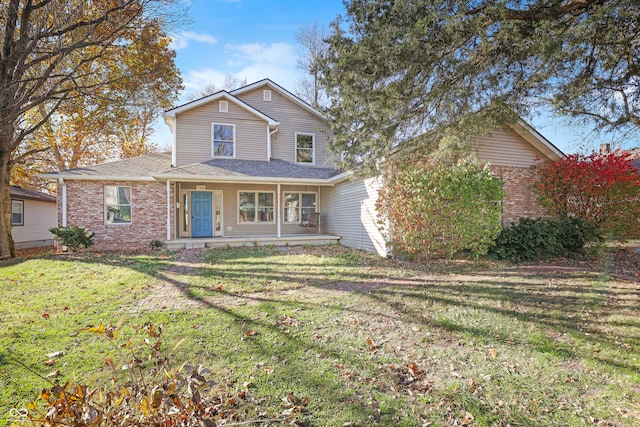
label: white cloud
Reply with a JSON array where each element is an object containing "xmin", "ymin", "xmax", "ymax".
[
  {"xmin": 226, "ymin": 42, "xmax": 296, "ymax": 68},
  {"xmin": 169, "ymin": 31, "xmax": 218, "ymax": 51},
  {"xmin": 182, "ymin": 68, "xmax": 227, "ymax": 91}
]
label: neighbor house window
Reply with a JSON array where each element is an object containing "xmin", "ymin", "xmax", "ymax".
[
  {"xmin": 295, "ymin": 133, "xmax": 314, "ymax": 163},
  {"xmin": 283, "ymin": 192, "xmax": 316, "ymax": 223},
  {"xmin": 11, "ymin": 200, "xmax": 23, "ymax": 226},
  {"xmin": 212, "ymin": 123, "xmax": 235, "ymax": 158},
  {"xmin": 238, "ymin": 191, "xmax": 275, "ymax": 223},
  {"xmin": 105, "ymin": 186, "xmax": 132, "ymax": 224}
]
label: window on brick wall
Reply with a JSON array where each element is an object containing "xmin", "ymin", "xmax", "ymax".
[{"xmin": 105, "ymin": 185, "xmax": 132, "ymax": 224}]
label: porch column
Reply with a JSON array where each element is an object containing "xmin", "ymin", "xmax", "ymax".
[
  {"xmin": 277, "ymin": 183, "xmax": 281, "ymax": 238},
  {"xmin": 166, "ymin": 180, "xmax": 171, "ymax": 241}
]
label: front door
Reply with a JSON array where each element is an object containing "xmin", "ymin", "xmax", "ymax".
[{"xmin": 191, "ymin": 191, "xmax": 213, "ymax": 237}]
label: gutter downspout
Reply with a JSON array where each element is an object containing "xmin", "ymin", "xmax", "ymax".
[
  {"xmin": 59, "ymin": 177, "xmax": 67, "ymax": 227},
  {"xmin": 268, "ymin": 126, "xmax": 278, "ymax": 161},
  {"xmin": 166, "ymin": 180, "xmax": 171, "ymax": 241}
]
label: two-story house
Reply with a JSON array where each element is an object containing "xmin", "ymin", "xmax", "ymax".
[{"xmin": 40, "ymin": 79, "xmax": 563, "ymax": 255}]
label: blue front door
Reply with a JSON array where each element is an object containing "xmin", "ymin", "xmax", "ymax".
[{"xmin": 191, "ymin": 191, "xmax": 213, "ymax": 237}]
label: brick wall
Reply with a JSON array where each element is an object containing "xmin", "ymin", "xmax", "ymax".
[
  {"xmin": 56, "ymin": 180, "xmax": 175, "ymax": 251},
  {"xmin": 489, "ymin": 165, "xmax": 546, "ymax": 225}
]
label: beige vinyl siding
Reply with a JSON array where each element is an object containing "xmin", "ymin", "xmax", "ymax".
[
  {"xmin": 11, "ymin": 199, "xmax": 57, "ymax": 249},
  {"xmin": 470, "ymin": 128, "xmax": 549, "ymax": 167},
  {"xmin": 321, "ymin": 177, "xmax": 386, "ymax": 256},
  {"xmin": 175, "ymin": 101, "xmax": 268, "ymax": 166},
  {"xmin": 235, "ymin": 88, "xmax": 336, "ymax": 167}
]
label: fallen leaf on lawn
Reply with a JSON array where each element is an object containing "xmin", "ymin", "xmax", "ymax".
[
  {"xmin": 46, "ymin": 351, "xmax": 64, "ymax": 358},
  {"xmin": 489, "ymin": 348, "xmax": 498, "ymax": 358},
  {"xmin": 42, "ymin": 313, "xmax": 50, "ymax": 319},
  {"xmin": 245, "ymin": 330, "xmax": 257, "ymax": 336},
  {"xmin": 44, "ymin": 359, "xmax": 55, "ymax": 366},
  {"xmin": 215, "ymin": 285, "xmax": 222, "ymax": 291},
  {"xmin": 264, "ymin": 367, "xmax": 274, "ymax": 374},
  {"xmin": 46, "ymin": 370, "xmax": 60, "ymax": 378}
]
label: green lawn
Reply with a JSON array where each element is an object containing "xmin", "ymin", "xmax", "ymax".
[{"xmin": 1, "ymin": 246, "xmax": 638, "ymax": 426}]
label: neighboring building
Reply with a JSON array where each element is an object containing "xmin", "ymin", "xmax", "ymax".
[
  {"xmin": 40, "ymin": 79, "xmax": 563, "ymax": 255},
  {"xmin": 10, "ymin": 186, "xmax": 57, "ymax": 249}
]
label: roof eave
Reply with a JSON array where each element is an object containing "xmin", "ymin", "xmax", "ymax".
[
  {"xmin": 38, "ymin": 174, "xmax": 157, "ymax": 182},
  {"xmin": 510, "ymin": 120, "xmax": 565, "ymax": 161},
  {"xmin": 151, "ymin": 174, "xmax": 336, "ymax": 186}
]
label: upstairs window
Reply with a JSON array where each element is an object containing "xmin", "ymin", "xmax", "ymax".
[
  {"xmin": 11, "ymin": 200, "xmax": 23, "ymax": 226},
  {"xmin": 105, "ymin": 186, "xmax": 131, "ymax": 224},
  {"xmin": 219, "ymin": 100, "xmax": 228, "ymax": 112},
  {"xmin": 212, "ymin": 123, "xmax": 235, "ymax": 158},
  {"xmin": 295, "ymin": 132, "xmax": 314, "ymax": 164},
  {"xmin": 263, "ymin": 90, "xmax": 271, "ymax": 101}
]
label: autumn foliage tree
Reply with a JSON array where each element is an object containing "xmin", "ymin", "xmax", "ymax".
[
  {"xmin": 377, "ymin": 157, "xmax": 505, "ymax": 258},
  {"xmin": 535, "ymin": 150, "xmax": 640, "ymax": 238},
  {"xmin": 0, "ymin": 0, "xmax": 183, "ymax": 258}
]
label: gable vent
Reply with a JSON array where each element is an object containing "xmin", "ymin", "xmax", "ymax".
[
  {"xmin": 263, "ymin": 90, "xmax": 272, "ymax": 101},
  {"xmin": 219, "ymin": 100, "xmax": 228, "ymax": 113}
]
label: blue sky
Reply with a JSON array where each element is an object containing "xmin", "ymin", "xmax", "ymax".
[{"xmin": 156, "ymin": 0, "xmax": 637, "ymax": 155}]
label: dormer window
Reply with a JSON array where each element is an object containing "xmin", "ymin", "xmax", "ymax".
[
  {"xmin": 295, "ymin": 132, "xmax": 314, "ymax": 164},
  {"xmin": 219, "ymin": 100, "xmax": 228, "ymax": 113},
  {"xmin": 212, "ymin": 123, "xmax": 235, "ymax": 158},
  {"xmin": 263, "ymin": 90, "xmax": 271, "ymax": 101}
]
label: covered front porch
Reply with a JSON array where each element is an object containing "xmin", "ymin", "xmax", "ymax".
[{"xmin": 165, "ymin": 233, "xmax": 340, "ymax": 250}]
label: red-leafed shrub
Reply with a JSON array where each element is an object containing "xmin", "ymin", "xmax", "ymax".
[{"xmin": 535, "ymin": 150, "xmax": 640, "ymax": 238}]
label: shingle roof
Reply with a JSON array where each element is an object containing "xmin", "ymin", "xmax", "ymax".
[
  {"xmin": 41, "ymin": 152, "xmax": 340, "ymax": 182},
  {"xmin": 156, "ymin": 158, "xmax": 340, "ymax": 180},
  {"xmin": 10, "ymin": 186, "xmax": 56, "ymax": 202},
  {"xmin": 43, "ymin": 152, "xmax": 172, "ymax": 178}
]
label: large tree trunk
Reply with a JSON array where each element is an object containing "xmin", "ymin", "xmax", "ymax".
[{"xmin": 0, "ymin": 146, "xmax": 15, "ymax": 259}]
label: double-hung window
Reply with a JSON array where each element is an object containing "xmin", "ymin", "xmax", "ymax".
[
  {"xmin": 105, "ymin": 185, "xmax": 132, "ymax": 224},
  {"xmin": 11, "ymin": 200, "xmax": 23, "ymax": 226},
  {"xmin": 238, "ymin": 191, "xmax": 275, "ymax": 223},
  {"xmin": 283, "ymin": 192, "xmax": 316, "ymax": 223},
  {"xmin": 213, "ymin": 123, "xmax": 235, "ymax": 158},
  {"xmin": 295, "ymin": 133, "xmax": 314, "ymax": 164}
]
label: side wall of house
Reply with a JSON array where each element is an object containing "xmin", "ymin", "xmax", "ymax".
[
  {"xmin": 321, "ymin": 177, "xmax": 387, "ymax": 256},
  {"xmin": 11, "ymin": 199, "xmax": 57, "ymax": 249},
  {"xmin": 471, "ymin": 127, "xmax": 549, "ymax": 224},
  {"xmin": 58, "ymin": 181, "xmax": 175, "ymax": 250},
  {"xmin": 235, "ymin": 88, "xmax": 336, "ymax": 167}
]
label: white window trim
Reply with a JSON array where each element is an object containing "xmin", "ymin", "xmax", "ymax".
[
  {"xmin": 237, "ymin": 190, "xmax": 276, "ymax": 225},
  {"xmin": 263, "ymin": 89, "xmax": 271, "ymax": 101},
  {"xmin": 295, "ymin": 132, "xmax": 315, "ymax": 165},
  {"xmin": 282, "ymin": 191, "xmax": 317, "ymax": 224},
  {"xmin": 11, "ymin": 199, "xmax": 24, "ymax": 226},
  {"xmin": 104, "ymin": 185, "xmax": 132, "ymax": 225},
  {"xmin": 212, "ymin": 123, "xmax": 236, "ymax": 159},
  {"xmin": 219, "ymin": 100, "xmax": 228, "ymax": 113}
]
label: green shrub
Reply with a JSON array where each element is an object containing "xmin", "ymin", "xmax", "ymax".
[
  {"xmin": 491, "ymin": 217, "xmax": 600, "ymax": 262},
  {"xmin": 149, "ymin": 239, "xmax": 163, "ymax": 250},
  {"xmin": 49, "ymin": 226, "xmax": 95, "ymax": 252},
  {"xmin": 377, "ymin": 157, "xmax": 505, "ymax": 259}
]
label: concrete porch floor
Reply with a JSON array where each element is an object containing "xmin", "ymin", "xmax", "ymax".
[{"xmin": 165, "ymin": 234, "xmax": 341, "ymax": 250}]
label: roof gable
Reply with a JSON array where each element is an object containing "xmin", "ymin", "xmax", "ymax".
[
  {"xmin": 230, "ymin": 79, "xmax": 325, "ymax": 120},
  {"xmin": 10, "ymin": 186, "xmax": 56, "ymax": 203},
  {"xmin": 164, "ymin": 91, "xmax": 278, "ymax": 126}
]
